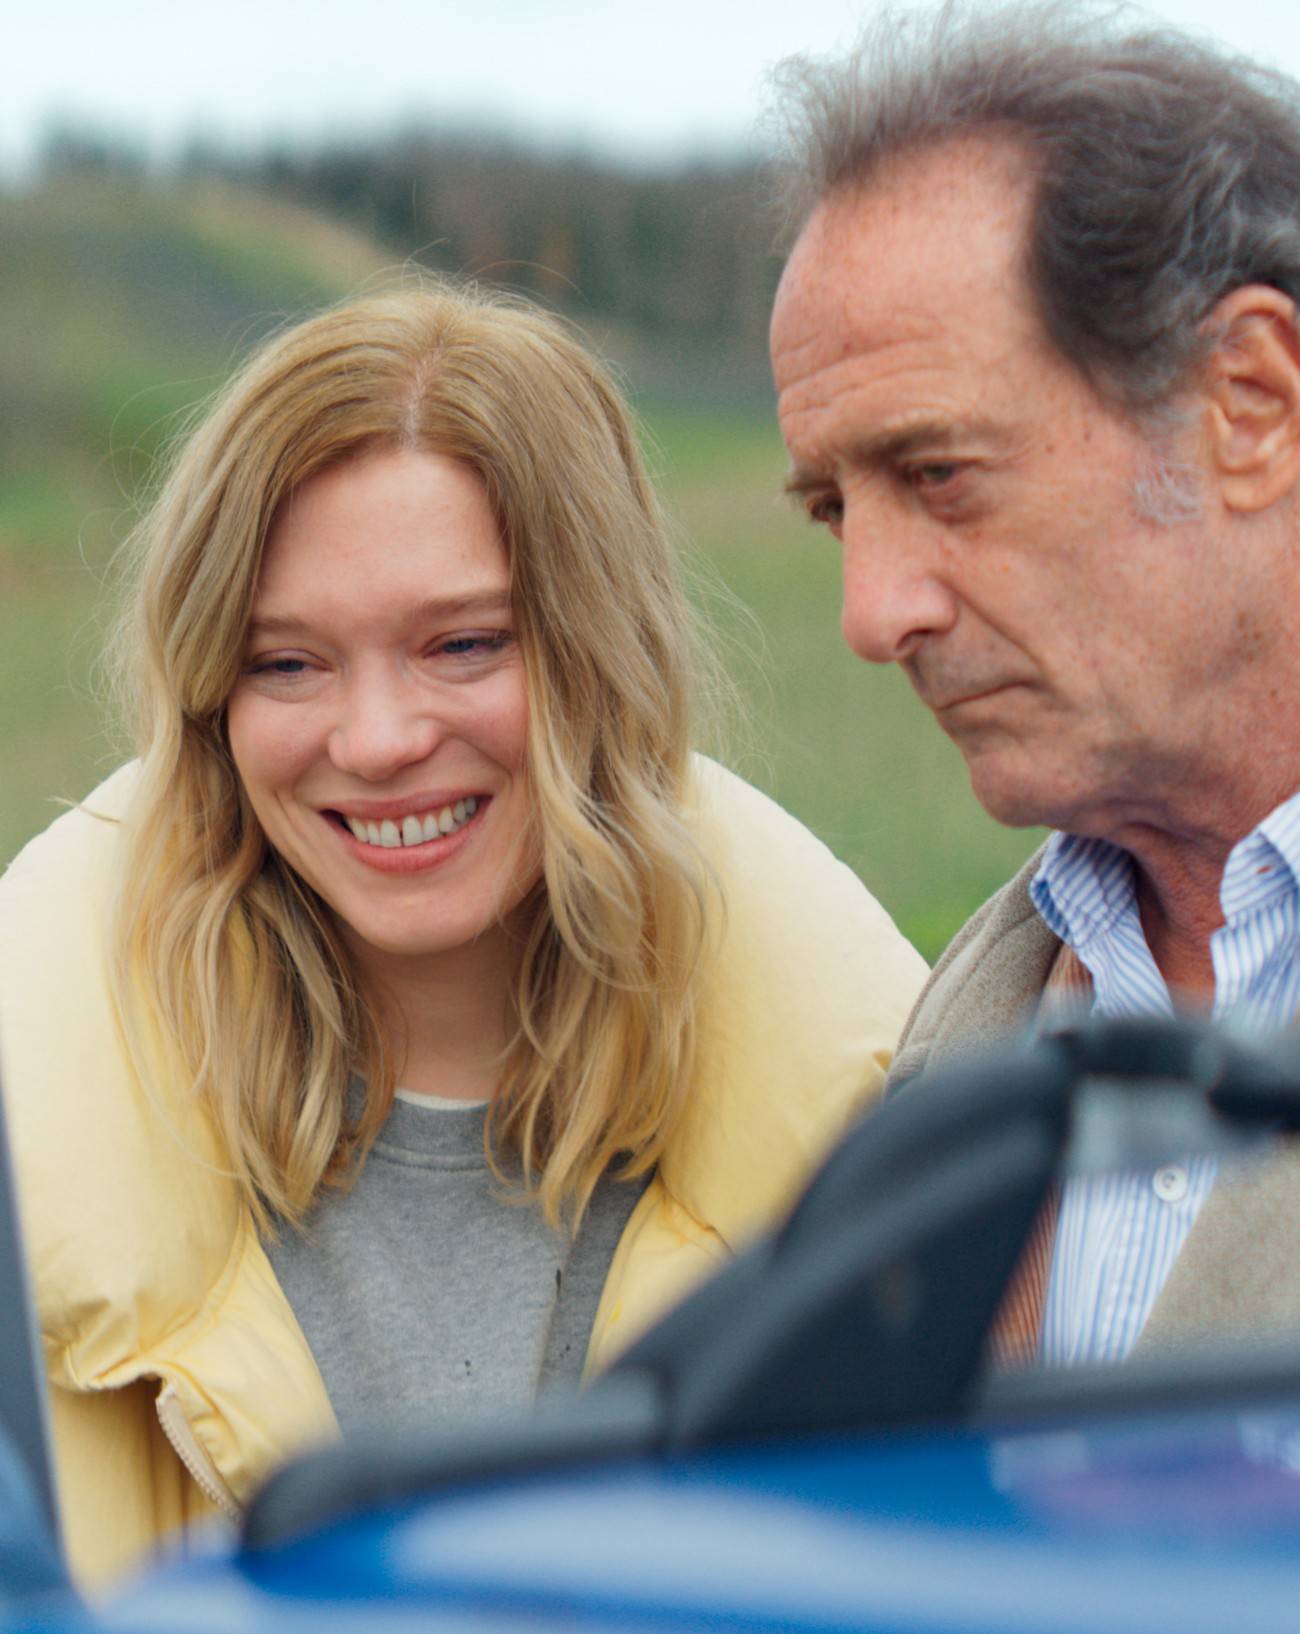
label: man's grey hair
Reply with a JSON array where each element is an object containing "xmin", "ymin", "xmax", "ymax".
[{"xmin": 770, "ymin": 1, "xmax": 1300, "ymax": 418}]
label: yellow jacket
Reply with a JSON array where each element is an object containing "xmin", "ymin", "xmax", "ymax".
[{"xmin": 0, "ymin": 757, "xmax": 926, "ymax": 1591}]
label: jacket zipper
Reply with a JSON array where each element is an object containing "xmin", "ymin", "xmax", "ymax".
[{"xmin": 155, "ymin": 1385, "xmax": 242, "ymax": 1521}]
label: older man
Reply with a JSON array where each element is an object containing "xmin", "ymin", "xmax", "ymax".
[{"xmin": 769, "ymin": 3, "xmax": 1300, "ymax": 1365}]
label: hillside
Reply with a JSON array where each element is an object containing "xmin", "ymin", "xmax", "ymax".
[
  {"xmin": 0, "ymin": 175, "xmax": 395, "ymax": 866},
  {"xmin": 0, "ymin": 173, "xmax": 1039, "ymax": 958}
]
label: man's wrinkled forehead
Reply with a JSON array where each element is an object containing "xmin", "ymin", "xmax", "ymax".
[{"xmin": 770, "ymin": 134, "xmax": 1043, "ymax": 385}]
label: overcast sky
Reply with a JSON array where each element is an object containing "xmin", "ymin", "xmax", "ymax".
[{"xmin": 6, "ymin": 0, "xmax": 1299, "ymax": 180}]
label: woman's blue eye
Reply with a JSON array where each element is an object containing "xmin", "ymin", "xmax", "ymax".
[
  {"xmin": 439, "ymin": 633, "xmax": 510, "ymax": 657},
  {"xmin": 250, "ymin": 657, "xmax": 308, "ymax": 676}
]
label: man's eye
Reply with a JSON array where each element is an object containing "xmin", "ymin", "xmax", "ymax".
[
  {"xmin": 909, "ymin": 462, "xmax": 960, "ymax": 489},
  {"xmin": 805, "ymin": 493, "xmax": 844, "ymax": 526}
]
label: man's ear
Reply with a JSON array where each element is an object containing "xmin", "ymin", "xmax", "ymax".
[{"xmin": 1204, "ymin": 285, "xmax": 1300, "ymax": 512}]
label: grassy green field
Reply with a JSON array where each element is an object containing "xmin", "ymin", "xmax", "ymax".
[{"xmin": 0, "ymin": 177, "xmax": 1041, "ymax": 962}]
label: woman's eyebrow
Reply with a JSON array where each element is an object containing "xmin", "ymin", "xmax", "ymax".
[{"xmin": 246, "ymin": 590, "xmax": 513, "ymax": 638}]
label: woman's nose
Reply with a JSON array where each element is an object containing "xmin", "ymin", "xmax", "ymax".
[{"xmin": 327, "ymin": 675, "xmax": 442, "ymax": 782}]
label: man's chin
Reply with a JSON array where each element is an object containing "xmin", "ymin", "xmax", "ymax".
[{"xmin": 963, "ymin": 757, "xmax": 1062, "ymax": 832}]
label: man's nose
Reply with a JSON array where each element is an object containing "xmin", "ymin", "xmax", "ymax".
[
  {"xmin": 839, "ymin": 510, "xmax": 959, "ymax": 665},
  {"xmin": 327, "ymin": 672, "xmax": 442, "ymax": 781}
]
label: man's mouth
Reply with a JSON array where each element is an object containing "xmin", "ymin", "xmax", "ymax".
[
  {"xmin": 935, "ymin": 689, "xmax": 1000, "ymax": 711},
  {"xmin": 926, "ymin": 680, "xmax": 1019, "ymax": 713},
  {"xmin": 332, "ymin": 797, "xmax": 481, "ymax": 850}
]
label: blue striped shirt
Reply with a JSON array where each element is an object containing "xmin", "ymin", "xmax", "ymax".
[{"xmin": 1029, "ymin": 790, "xmax": 1300, "ymax": 1364}]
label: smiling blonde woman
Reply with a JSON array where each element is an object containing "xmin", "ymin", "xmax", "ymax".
[{"xmin": 0, "ymin": 280, "xmax": 926, "ymax": 1589}]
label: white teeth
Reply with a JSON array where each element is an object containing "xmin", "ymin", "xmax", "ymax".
[{"xmin": 343, "ymin": 800, "xmax": 481, "ymax": 849}]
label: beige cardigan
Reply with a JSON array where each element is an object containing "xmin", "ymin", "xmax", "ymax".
[{"xmin": 0, "ymin": 756, "xmax": 927, "ymax": 1589}]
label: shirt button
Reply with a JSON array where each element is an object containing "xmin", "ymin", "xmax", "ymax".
[{"xmin": 1153, "ymin": 1166, "xmax": 1189, "ymax": 1204}]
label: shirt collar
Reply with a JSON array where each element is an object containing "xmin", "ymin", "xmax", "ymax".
[
  {"xmin": 1030, "ymin": 830, "xmax": 1138, "ymax": 954},
  {"xmin": 1033, "ymin": 787, "xmax": 1300, "ymax": 943},
  {"xmin": 1219, "ymin": 789, "xmax": 1300, "ymax": 920}
]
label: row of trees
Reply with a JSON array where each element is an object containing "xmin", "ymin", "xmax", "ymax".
[{"xmin": 38, "ymin": 124, "xmax": 785, "ymax": 394}]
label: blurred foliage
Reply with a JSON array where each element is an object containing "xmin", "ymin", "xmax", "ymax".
[
  {"xmin": 39, "ymin": 121, "xmax": 780, "ymax": 403},
  {"xmin": 0, "ymin": 157, "xmax": 1041, "ymax": 961}
]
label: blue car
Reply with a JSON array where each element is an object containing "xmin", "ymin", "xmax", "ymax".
[{"xmin": 8, "ymin": 1018, "xmax": 1300, "ymax": 1633}]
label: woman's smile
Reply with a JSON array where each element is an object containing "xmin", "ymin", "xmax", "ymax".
[
  {"xmin": 335, "ymin": 794, "xmax": 481, "ymax": 849},
  {"xmin": 327, "ymin": 794, "xmax": 488, "ymax": 873}
]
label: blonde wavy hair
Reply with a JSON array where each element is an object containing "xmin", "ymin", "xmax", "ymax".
[{"xmin": 110, "ymin": 279, "xmax": 714, "ymax": 1231}]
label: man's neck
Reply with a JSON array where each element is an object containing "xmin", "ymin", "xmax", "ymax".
[
  {"xmin": 1097, "ymin": 769, "xmax": 1300, "ymax": 1000},
  {"xmin": 1134, "ymin": 870, "xmax": 1221, "ymax": 1003},
  {"xmin": 1128, "ymin": 817, "xmax": 1278, "ymax": 1000}
]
